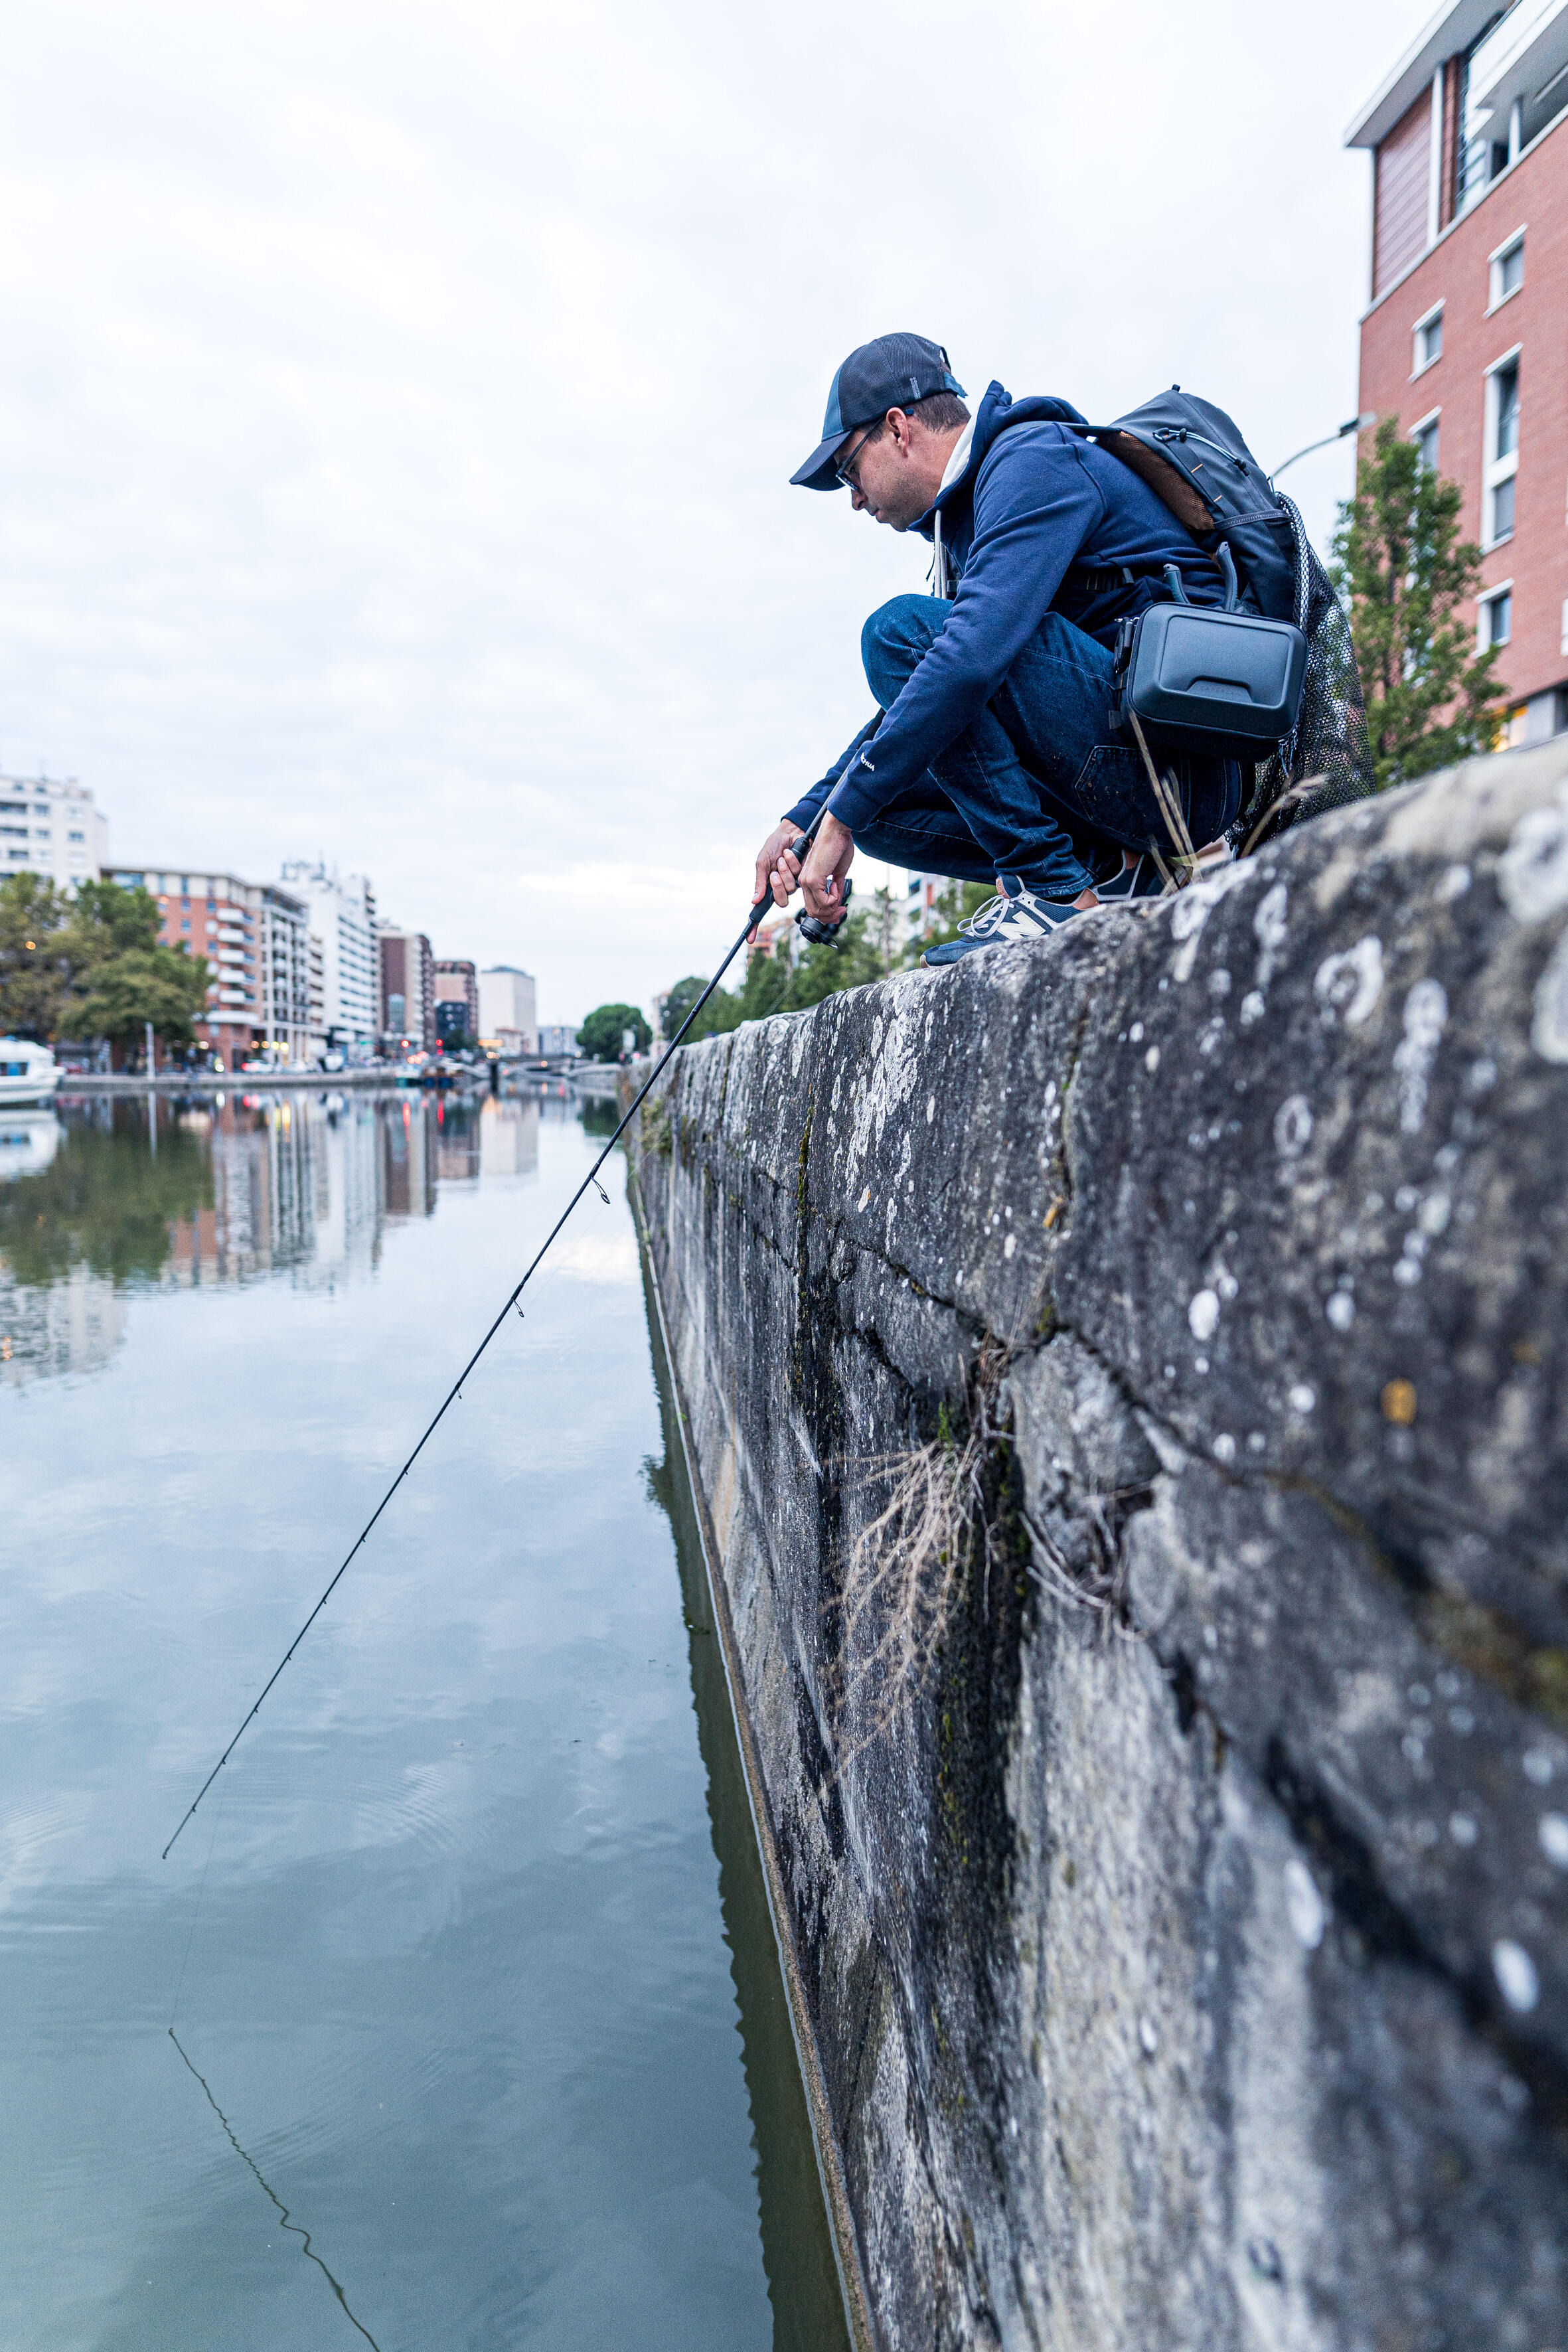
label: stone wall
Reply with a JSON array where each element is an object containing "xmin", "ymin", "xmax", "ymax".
[{"xmin": 630, "ymin": 742, "xmax": 1568, "ymax": 2352}]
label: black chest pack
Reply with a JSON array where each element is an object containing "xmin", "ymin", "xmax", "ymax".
[{"xmin": 1068, "ymin": 390, "xmax": 1309, "ymax": 761}]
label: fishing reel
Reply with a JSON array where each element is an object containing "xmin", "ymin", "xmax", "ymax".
[{"xmin": 787, "ymin": 834, "xmax": 853, "ymax": 947}]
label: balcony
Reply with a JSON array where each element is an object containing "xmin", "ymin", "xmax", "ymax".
[{"xmin": 1464, "ymin": 0, "xmax": 1568, "ymax": 195}]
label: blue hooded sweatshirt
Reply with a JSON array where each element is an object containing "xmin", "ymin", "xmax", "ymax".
[{"xmin": 785, "ymin": 381, "xmax": 1225, "ymax": 838}]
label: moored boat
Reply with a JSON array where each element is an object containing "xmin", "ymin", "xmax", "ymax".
[{"xmin": 0, "ymin": 1039, "xmax": 61, "ymax": 1107}]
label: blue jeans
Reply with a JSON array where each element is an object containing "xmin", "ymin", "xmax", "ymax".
[{"xmin": 854, "ymin": 594, "xmax": 1242, "ymax": 900}]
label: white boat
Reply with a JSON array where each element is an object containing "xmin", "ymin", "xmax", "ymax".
[{"xmin": 0, "ymin": 1038, "xmax": 62, "ymax": 1107}]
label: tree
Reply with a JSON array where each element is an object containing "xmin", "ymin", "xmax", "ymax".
[
  {"xmin": 661, "ymin": 975, "xmax": 710, "ymax": 1037},
  {"xmin": 903, "ymin": 878, "xmax": 994, "ymax": 965},
  {"xmin": 1330, "ymin": 416, "xmax": 1507, "ymax": 790},
  {"xmin": 778, "ymin": 908, "xmax": 886, "ymax": 1008},
  {"xmin": 0, "ymin": 873, "xmax": 195, "ymax": 1044},
  {"xmin": 73, "ymin": 945, "xmax": 210, "ymax": 1054},
  {"xmin": 0, "ymin": 873, "xmax": 74, "ymax": 1038},
  {"xmin": 579, "ymin": 1001, "xmax": 651, "ymax": 1061},
  {"xmin": 676, "ymin": 907, "xmax": 890, "ymax": 1038},
  {"xmin": 67, "ymin": 878, "xmax": 164, "ymax": 956}
]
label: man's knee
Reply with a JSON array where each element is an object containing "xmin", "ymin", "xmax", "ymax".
[{"xmin": 862, "ymin": 593, "xmax": 943, "ymax": 700}]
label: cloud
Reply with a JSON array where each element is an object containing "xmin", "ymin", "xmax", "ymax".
[{"xmin": 0, "ymin": 0, "xmax": 1417, "ymax": 1020}]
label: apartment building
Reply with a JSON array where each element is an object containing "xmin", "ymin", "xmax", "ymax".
[
  {"xmin": 1348, "ymin": 0, "xmax": 1568, "ymax": 744},
  {"xmin": 260, "ymin": 886, "xmax": 312, "ymax": 1060},
  {"xmin": 379, "ymin": 925, "xmax": 435, "ymax": 1051},
  {"xmin": 104, "ymin": 866, "xmax": 310, "ymax": 1065},
  {"xmin": 280, "ymin": 861, "xmax": 379, "ymax": 1056},
  {"xmin": 433, "ymin": 959, "xmax": 480, "ymax": 1048},
  {"xmin": 0, "ymin": 773, "xmax": 108, "ymax": 887},
  {"xmin": 477, "ymin": 965, "xmax": 538, "ymax": 1058}
]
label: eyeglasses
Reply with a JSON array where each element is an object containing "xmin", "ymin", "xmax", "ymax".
[{"xmin": 834, "ymin": 422, "xmax": 881, "ymax": 492}]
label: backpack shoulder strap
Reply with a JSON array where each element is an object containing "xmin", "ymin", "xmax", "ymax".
[
  {"xmin": 1071, "ymin": 390, "xmax": 1298, "ymax": 621},
  {"xmin": 1081, "ymin": 428, "xmax": 1216, "ymax": 534}
]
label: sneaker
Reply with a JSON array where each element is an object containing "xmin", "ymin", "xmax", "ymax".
[
  {"xmin": 1095, "ymin": 852, "xmax": 1163, "ymax": 901},
  {"xmin": 922, "ymin": 874, "xmax": 1086, "ymax": 967}
]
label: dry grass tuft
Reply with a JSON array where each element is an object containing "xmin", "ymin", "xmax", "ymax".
[{"xmin": 827, "ymin": 1342, "xmax": 1007, "ymax": 1763}]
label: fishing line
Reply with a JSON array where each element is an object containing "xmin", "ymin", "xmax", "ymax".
[{"xmin": 162, "ymin": 826, "xmax": 833, "ymax": 1860}]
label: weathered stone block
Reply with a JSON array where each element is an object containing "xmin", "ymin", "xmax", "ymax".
[{"xmin": 633, "ymin": 742, "xmax": 1568, "ymax": 2351}]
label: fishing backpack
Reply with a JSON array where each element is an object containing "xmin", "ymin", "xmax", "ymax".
[{"xmin": 1074, "ymin": 388, "xmax": 1373, "ymax": 840}]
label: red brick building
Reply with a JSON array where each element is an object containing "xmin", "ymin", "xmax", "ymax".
[
  {"xmin": 378, "ymin": 925, "xmax": 435, "ymax": 1051},
  {"xmin": 103, "ymin": 864, "xmax": 311, "ymax": 1067},
  {"xmin": 433, "ymin": 957, "xmax": 479, "ymax": 1049},
  {"xmin": 1348, "ymin": 1, "xmax": 1568, "ymax": 745}
]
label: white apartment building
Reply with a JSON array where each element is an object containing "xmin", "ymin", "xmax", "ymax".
[
  {"xmin": 259, "ymin": 884, "xmax": 311, "ymax": 1061},
  {"xmin": 279, "ymin": 861, "xmax": 379, "ymax": 1057},
  {"xmin": 0, "ymin": 773, "xmax": 108, "ymax": 888},
  {"xmin": 477, "ymin": 965, "xmax": 538, "ymax": 1058}
]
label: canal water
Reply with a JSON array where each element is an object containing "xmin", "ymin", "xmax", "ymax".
[{"xmin": 0, "ymin": 1089, "xmax": 850, "ymax": 2352}]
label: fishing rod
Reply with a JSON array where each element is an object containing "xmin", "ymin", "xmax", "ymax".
[{"xmin": 161, "ymin": 817, "xmax": 848, "ymax": 1859}]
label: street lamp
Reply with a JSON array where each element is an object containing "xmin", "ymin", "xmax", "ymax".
[{"xmin": 1273, "ymin": 412, "xmax": 1377, "ymax": 480}]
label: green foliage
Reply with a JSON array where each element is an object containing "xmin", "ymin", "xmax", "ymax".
[
  {"xmin": 0, "ymin": 873, "xmax": 75, "ymax": 1038},
  {"xmin": 0, "ymin": 874, "xmax": 207, "ymax": 1046},
  {"xmin": 1329, "ymin": 416, "xmax": 1507, "ymax": 790},
  {"xmin": 904, "ymin": 878, "xmax": 994, "ymax": 963},
  {"xmin": 68, "ymin": 878, "xmax": 163, "ymax": 955},
  {"xmin": 660, "ymin": 975, "xmax": 710, "ymax": 1037},
  {"xmin": 578, "ymin": 1001, "xmax": 651, "ymax": 1061},
  {"xmin": 74, "ymin": 946, "xmax": 210, "ymax": 1048},
  {"xmin": 678, "ymin": 905, "xmax": 893, "ymax": 1039},
  {"xmin": 779, "ymin": 908, "xmax": 888, "ymax": 1006},
  {"xmin": 683, "ymin": 983, "xmax": 742, "ymax": 1043},
  {"xmin": 0, "ymin": 1108, "xmax": 211, "ymax": 1288}
]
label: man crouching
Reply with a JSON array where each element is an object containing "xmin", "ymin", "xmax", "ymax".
[{"xmin": 753, "ymin": 331, "xmax": 1241, "ymax": 966}]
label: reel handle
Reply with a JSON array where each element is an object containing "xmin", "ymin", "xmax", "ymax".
[
  {"xmin": 746, "ymin": 828, "xmax": 851, "ymax": 943},
  {"xmin": 789, "ymin": 831, "xmax": 852, "ymax": 945}
]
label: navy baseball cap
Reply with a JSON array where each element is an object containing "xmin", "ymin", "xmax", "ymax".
[{"xmin": 791, "ymin": 332, "xmax": 966, "ymax": 491}]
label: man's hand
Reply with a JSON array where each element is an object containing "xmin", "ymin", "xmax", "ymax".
[
  {"xmin": 800, "ymin": 813, "xmax": 854, "ymax": 925},
  {"xmin": 751, "ymin": 819, "xmax": 808, "ymax": 935}
]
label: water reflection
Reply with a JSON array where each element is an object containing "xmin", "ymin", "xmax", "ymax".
[
  {"xmin": 0, "ymin": 1092, "xmax": 545, "ymax": 1385},
  {"xmin": 0, "ymin": 1087, "xmax": 849, "ymax": 2349},
  {"xmin": 639, "ymin": 1262, "xmax": 854, "ymax": 2352},
  {"xmin": 169, "ymin": 2032, "xmax": 383, "ymax": 2351}
]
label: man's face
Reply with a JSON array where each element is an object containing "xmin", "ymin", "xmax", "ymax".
[{"xmin": 840, "ymin": 410, "xmax": 939, "ymax": 532}]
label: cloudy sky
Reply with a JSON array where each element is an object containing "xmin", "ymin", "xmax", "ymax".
[{"xmin": 0, "ymin": 0, "xmax": 1427, "ymax": 1025}]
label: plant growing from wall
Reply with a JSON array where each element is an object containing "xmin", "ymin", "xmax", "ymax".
[{"xmin": 1330, "ymin": 416, "xmax": 1506, "ymax": 790}]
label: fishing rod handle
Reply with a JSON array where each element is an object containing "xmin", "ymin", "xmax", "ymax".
[{"xmin": 745, "ymin": 818, "xmax": 845, "ymax": 934}]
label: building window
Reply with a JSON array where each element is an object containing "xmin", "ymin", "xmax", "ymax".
[
  {"xmin": 1410, "ymin": 409, "xmax": 1439, "ymax": 477},
  {"xmin": 1496, "ymin": 371, "xmax": 1518, "ymax": 462},
  {"xmin": 1412, "ymin": 305, "xmax": 1443, "ymax": 374},
  {"xmin": 1484, "ymin": 354, "xmax": 1520, "ymax": 547},
  {"xmin": 1489, "ymin": 232, "xmax": 1524, "ymax": 310},
  {"xmin": 1478, "ymin": 583, "xmax": 1512, "ymax": 648}
]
